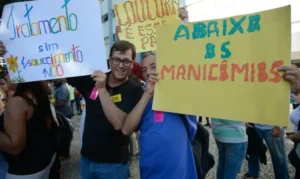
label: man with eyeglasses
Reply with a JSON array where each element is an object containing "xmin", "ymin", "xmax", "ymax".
[{"xmin": 67, "ymin": 40, "xmax": 144, "ymax": 179}]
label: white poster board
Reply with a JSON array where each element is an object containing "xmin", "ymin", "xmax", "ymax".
[{"xmin": 0, "ymin": 0, "xmax": 107, "ymax": 83}]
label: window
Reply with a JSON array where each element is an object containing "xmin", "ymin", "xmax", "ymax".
[
  {"xmin": 101, "ymin": 14, "xmax": 108, "ymax": 23},
  {"xmin": 113, "ymin": 34, "xmax": 116, "ymax": 42}
]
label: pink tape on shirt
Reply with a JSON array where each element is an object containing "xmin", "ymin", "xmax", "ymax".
[
  {"xmin": 154, "ymin": 111, "xmax": 164, "ymax": 123},
  {"xmin": 89, "ymin": 87, "xmax": 98, "ymax": 100}
]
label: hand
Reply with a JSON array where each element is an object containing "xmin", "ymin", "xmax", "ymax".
[
  {"xmin": 245, "ymin": 123, "xmax": 253, "ymax": 129},
  {"xmin": 115, "ymin": 25, "xmax": 121, "ymax": 41},
  {"xmin": 116, "ymin": 25, "xmax": 121, "ymax": 33},
  {"xmin": 270, "ymin": 126, "xmax": 281, "ymax": 137},
  {"xmin": 0, "ymin": 41, "xmax": 7, "ymax": 57},
  {"xmin": 144, "ymin": 73, "xmax": 159, "ymax": 96},
  {"xmin": 291, "ymin": 93, "xmax": 300, "ymax": 104},
  {"xmin": 91, "ymin": 70, "xmax": 107, "ymax": 91},
  {"xmin": 179, "ymin": 7, "xmax": 188, "ymax": 21},
  {"xmin": 278, "ymin": 65, "xmax": 300, "ymax": 93},
  {"xmin": 288, "ymin": 134, "xmax": 296, "ymax": 142}
]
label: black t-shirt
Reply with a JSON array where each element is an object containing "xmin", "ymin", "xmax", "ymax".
[{"xmin": 67, "ymin": 74, "xmax": 144, "ymax": 163}]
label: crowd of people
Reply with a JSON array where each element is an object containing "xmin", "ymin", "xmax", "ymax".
[{"xmin": 0, "ymin": 5, "xmax": 299, "ymax": 179}]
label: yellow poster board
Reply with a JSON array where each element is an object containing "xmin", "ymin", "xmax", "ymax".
[
  {"xmin": 153, "ymin": 6, "xmax": 291, "ymax": 126},
  {"xmin": 114, "ymin": 0, "xmax": 180, "ymax": 53}
]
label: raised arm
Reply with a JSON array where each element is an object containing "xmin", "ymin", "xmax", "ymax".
[
  {"xmin": 0, "ymin": 97, "xmax": 28, "ymax": 155},
  {"xmin": 115, "ymin": 25, "xmax": 121, "ymax": 41},
  {"xmin": 289, "ymin": 131, "xmax": 300, "ymax": 143},
  {"xmin": 121, "ymin": 74, "xmax": 157, "ymax": 135},
  {"xmin": 121, "ymin": 92, "xmax": 152, "ymax": 135},
  {"xmin": 92, "ymin": 71, "xmax": 126, "ymax": 130},
  {"xmin": 99, "ymin": 88, "xmax": 126, "ymax": 130}
]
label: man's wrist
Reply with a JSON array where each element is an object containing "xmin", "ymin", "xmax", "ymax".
[
  {"xmin": 143, "ymin": 91, "xmax": 153, "ymax": 100},
  {"xmin": 97, "ymin": 88, "xmax": 107, "ymax": 93}
]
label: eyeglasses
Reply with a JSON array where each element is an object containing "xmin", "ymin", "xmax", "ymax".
[{"xmin": 111, "ymin": 57, "xmax": 133, "ymax": 67}]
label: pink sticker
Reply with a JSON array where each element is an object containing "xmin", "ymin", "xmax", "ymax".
[
  {"xmin": 154, "ymin": 111, "xmax": 164, "ymax": 123},
  {"xmin": 89, "ymin": 87, "xmax": 98, "ymax": 100}
]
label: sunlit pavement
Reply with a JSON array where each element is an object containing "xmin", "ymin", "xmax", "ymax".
[{"xmin": 61, "ymin": 115, "xmax": 296, "ymax": 179}]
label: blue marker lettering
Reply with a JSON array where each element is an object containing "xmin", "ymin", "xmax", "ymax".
[{"xmin": 228, "ymin": 16, "xmax": 246, "ymax": 35}]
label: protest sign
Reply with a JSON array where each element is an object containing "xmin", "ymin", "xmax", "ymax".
[
  {"xmin": 153, "ymin": 6, "xmax": 291, "ymax": 126},
  {"xmin": 0, "ymin": 0, "xmax": 107, "ymax": 83},
  {"xmin": 114, "ymin": 0, "xmax": 180, "ymax": 53}
]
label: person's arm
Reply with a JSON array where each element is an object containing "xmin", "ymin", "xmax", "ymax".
[
  {"xmin": 0, "ymin": 97, "xmax": 27, "ymax": 155},
  {"xmin": 98, "ymin": 88, "xmax": 127, "ymax": 130},
  {"xmin": 121, "ymin": 92, "xmax": 152, "ymax": 136},
  {"xmin": 92, "ymin": 71, "xmax": 127, "ymax": 130},
  {"xmin": 115, "ymin": 25, "xmax": 121, "ymax": 41},
  {"xmin": 66, "ymin": 76, "xmax": 93, "ymax": 96},
  {"xmin": 289, "ymin": 131, "xmax": 300, "ymax": 143},
  {"xmin": 121, "ymin": 74, "xmax": 157, "ymax": 135}
]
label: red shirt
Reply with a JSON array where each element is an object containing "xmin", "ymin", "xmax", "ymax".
[{"xmin": 131, "ymin": 61, "xmax": 144, "ymax": 81}]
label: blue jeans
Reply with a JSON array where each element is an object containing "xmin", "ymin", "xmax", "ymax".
[
  {"xmin": 0, "ymin": 152, "xmax": 8, "ymax": 179},
  {"xmin": 216, "ymin": 141, "xmax": 247, "ymax": 179},
  {"xmin": 80, "ymin": 156, "xmax": 130, "ymax": 179},
  {"xmin": 247, "ymin": 128, "xmax": 289, "ymax": 179}
]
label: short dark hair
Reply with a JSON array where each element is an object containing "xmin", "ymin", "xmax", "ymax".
[{"xmin": 109, "ymin": 40, "xmax": 136, "ymax": 60}]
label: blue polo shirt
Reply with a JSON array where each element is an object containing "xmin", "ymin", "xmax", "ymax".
[{"xmin": 139, "ymin": 98, "xmax": 198, "ymax": 179}]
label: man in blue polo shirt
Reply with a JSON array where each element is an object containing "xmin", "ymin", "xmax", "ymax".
[{"xmin": 121, "ymin": 52, "xmax": 198, "ymax": 179}]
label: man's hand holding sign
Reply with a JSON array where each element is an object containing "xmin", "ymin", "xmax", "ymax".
[
  {"xmin": 144, "ymin": 73, "xmax": 159, "ymax": 97},
  {"xmin": 92, "ymin": 71, "xmax": 107, "ymax": 92},
  {"xmin": 279, "ymin": 65, "xmax": 300, "ymax": 93}
]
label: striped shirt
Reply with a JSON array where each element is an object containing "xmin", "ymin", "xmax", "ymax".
[{"xmin": 211, "ymin": 118, "xmax": 247, "ymax": 143}]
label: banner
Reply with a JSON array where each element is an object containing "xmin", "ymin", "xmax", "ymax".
[
  {"xmin": 0, "ymin": 0, "xmax": 107, "ymax": 83},
  {"xmin": 114, "ymin": 0, "xmax": 180, "ymax": 53},
  {"xmin": 153, "ymin": 6, "xmax": 291, "ymax": 126}
]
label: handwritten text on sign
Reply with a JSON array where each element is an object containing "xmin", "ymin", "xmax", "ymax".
[
  {"xmin": 0, "ymin": 0, "xmax": 107, "ymax": 83},
  {"xmin": 153, "ymin": 6, "xmax": 291, "ymax": 126},
  {"xmin": 114, "ymin": 0, "xmax": 179, "ymax": 53}
]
